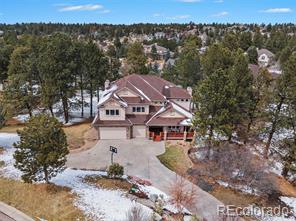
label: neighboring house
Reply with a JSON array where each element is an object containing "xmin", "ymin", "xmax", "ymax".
[
  {"xmin": 92, "ymin": 74, "xmax": 194, "ymax": 141},
  {"xmin": 143, "ymin": 43, "xmax": 170, "ymax": 60},
  {"xmin": 248, "ymin": 63, "xmax": 281, "ymax": 80},
  {"xmin": 258, "ymin": 49, "xmax": 275, "ymax": 67}
]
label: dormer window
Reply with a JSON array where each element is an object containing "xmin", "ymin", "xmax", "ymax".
[
  {"xmin": 106, "ymin": 109, "xmax": 119, "ymax": 116},
  {"xmin": 132, "ymin": 106, "xmax": 145, "ymax": 113}
]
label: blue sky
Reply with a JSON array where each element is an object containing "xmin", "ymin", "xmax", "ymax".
[{"xmin": 1, "ymin": 0, "xmax": 295, "ymax": 24}]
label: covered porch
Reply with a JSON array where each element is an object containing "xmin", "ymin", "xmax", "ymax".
[{"xmin": 148, "ymin": 126, "xmax": 195, "ymax": 141}]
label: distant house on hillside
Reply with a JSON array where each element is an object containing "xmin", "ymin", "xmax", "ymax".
[
  {"xmin": 0, "ymin": 83, "xmax": 3, "ymax": 91},
  {"xmin": 92, "ymin": 74, "xmax": 194, "ymax": 141},
  {"xmin": 258, "ymin": 49, "xmax": 275, "ymax": 67},
  {"xmin": 143, "ymin": 43, "xmax": 170, "ymax": 60}
]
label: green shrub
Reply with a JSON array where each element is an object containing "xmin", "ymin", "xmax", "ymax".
[{"xmin": 108, "ymin": 163, "xmax": 124, "ymax": 178}]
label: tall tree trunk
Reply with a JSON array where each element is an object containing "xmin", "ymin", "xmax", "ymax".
[
  {"xmin": 206, "ymin": 125, "xmax": 214, "ymax": 159},
  {"xmin": 62, "ymin": 95, "xmax": 69, "ymax": 123},
  {"xmin": 80, "ymin": 74, "xmax": 84, "ymax": 118},
  {"xmin": 49, "ymin": 106, "xmax": 54, "ymax": 117},
  {"xmin": 44, "ymin": 166, "xmax": 49, "ymax": 184},
  {"xmin": 264, "ymin": 97, "xmax": 285, "ymax": 159},
  {"xmin": 90, "ymin": 81, "xmax": 93, "ymax": 118}
]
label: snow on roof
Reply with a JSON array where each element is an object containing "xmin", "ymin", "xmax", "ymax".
[
  {"xmin": 170, "ymin": 102, "xmax": 193, "ymax": 119},
  {"xmin": 97, "ymin": 84, "xmax": 118, "ymax": 107},
  {"xmin": 113, "ymin": 93, "xmax": 128, "ymax": 107},
  {"xmin": 180, "ymin": 118, "xmax": 192, "ymax": 126},
  {"xmin": 145, "ymin": 106, "xmax": 167, "ymax": 125}
]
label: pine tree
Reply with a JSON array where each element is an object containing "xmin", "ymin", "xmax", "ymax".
[
  {"xmin": 265, "ymin": 53, "xmax": 296, "ymax": 158},
  {"xmin": 127, "ymin": 42, "xmax": 148, "ymax": 74},
  {"xmin": 247, "ymin": 46, "xmax": 258, "ymax": 64},
  {"xmin": 14, "ymin": 114, "xmax": 69, "ymax": 183},
  {"xmin": 174, "ymin": 38, "xmax": 202, "ymax": 87},
  {"xmin": 193, "ymin": 69, "xmax": 233, "ymax": 147},
  {"xmin": 4, "ymin": 46, "xmax": 39, "ymax": 117}
]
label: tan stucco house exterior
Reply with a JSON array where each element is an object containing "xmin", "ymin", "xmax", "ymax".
[{"xmin": 92, "ymin": 74, "xmax": 194, "ymax": 140}]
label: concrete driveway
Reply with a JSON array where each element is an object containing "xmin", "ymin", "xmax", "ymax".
[{"xmin": 67, "ymin": 139, "xmax": 230, "ymax": 221}]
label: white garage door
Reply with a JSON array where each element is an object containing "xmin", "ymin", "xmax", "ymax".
[
  {"xmin": 133, "ymin": 126, "xmax": 146, "ymax": 138},
  {"xmin": 100, "ymin": 127, "xmax": 127, "ymax": 139}
]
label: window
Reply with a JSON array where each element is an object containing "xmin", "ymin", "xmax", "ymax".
[
  {"xmin": 181, "ymin": 99, "xmax": 184, "ymax": 102},
  {"xmin": 132, "ymin": 106, "xmax": 145, "ymax": 113},
  {"xmin": 185, "ymin": 99, "xmax": 189, "ymax": 102},
  {"xmin": 106, "ymin": 109, "xmax": 119, "ymax": 116},
  {"xmin": 168, "ymin": 126, "xmax": 180, "ymax": 132}
]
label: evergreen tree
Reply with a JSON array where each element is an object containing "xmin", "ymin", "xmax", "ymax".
[
  {"xmin": 193, "ymin": 69, "xmax": 233, "ymax": 147},
  {"xmin": 239, "ymin": 32, "xmax": 253, "ymax": 51},
  {"xmin": 227, "ymin": 51, "xmax": 254, "ymax": 141},
  {"xmin": 5, "ymin": 46, "xmax": 39, "ymax": 117},
  {"xmin": 82, "ymin": 41, "xmax": 109, "ymax": 117},
  {"xmin": 38, "ymin": 33, "xmax": 76, "ymax": 123},
  {"xmin": 222, "ymin": 32, "xmax": 239, "ymax": 51},
  {"xmin": 0, "ymin": 42, "xmax": 14, "ymax": 83},
  {"xmin": 265, "ymin": 54, "xmax": 296, "ymax": 158},
  {"xmin": 253, "ymin": 31, "xmax": 264, "ymax": 49},
  {"xmin": 14, "ymin": 114, "xmax": 69, "ymax": 183},
  {"xmin": 151, "ymin": 44, "xmax": 158, "ymax": 61},
  {"xmin": 174, "ymin": 38, "xmax": 202, "ymax": 87},
  {"xmin": 247, "ymin": 46, "xmax": 258, "ymax": 64},
  {"xmin": 245, "ymin": 69, "xmax": 272, "ymax": 143},
  {"xmin": 126, "ymin": 42, "xmax": 148, "ymax": 74},
  {"xmin": 202, "ymin": 44, "xmax": 234, "ymax": 77}
]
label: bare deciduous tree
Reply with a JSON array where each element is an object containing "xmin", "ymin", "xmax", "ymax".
[{"xmin": 169, "ymin": 176, "xmax": 197, "ymax": 221}]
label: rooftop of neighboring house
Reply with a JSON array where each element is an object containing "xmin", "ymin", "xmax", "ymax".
[
  {"xmin": 248, "ymin": 63, "xmax": 282, "ymax": 79},
  {"xmin": 258, "ymin": 48, "xmax": 275, "ymax": 58}
]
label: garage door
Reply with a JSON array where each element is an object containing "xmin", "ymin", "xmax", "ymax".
[
  {"xmin": 133, "ymin": 126, "xmax": 146, "ymax": 138},
  {"xmin": 100, "ymin": 127, "xmax": 127, "ymax": 139}
]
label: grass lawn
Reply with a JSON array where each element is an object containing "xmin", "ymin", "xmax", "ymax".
[
  {"xmin": 157, "ymin": 141, "xmax": 192, "ymax": 175},
  {"xmin": 85, "ymin": 176, "xmax": 133, "ymax": 191},
  {"xmin": 0, "ymin": 120, "xmax": 92, "ymax": 150},
  {"xmin": 63, "ymin": 123, "xmax": 91, "ymax": 150},
  {"xmin": 0, "ymin": 178, "xmax": 85, "ymax": 221}
]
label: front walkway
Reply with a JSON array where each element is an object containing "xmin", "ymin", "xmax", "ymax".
[
  {"xmin": 66, "ymin": 139, "xmax": 233, "ymax": 221},
  {"xmin": 0, "ymin": 202, "xmax": 34, "ymax": 221}
]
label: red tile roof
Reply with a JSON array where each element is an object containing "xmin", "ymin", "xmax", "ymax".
[
  {"xmin": 126, "ymin": 114, "xmax": 151, "ymax": 125},
  {"xmin": 146, "ymin": 117, "xmax": 186, "ymax": 126},
  {"xmin": 114, "ymin": 74, "xmax": 191, "ymax": 102}
]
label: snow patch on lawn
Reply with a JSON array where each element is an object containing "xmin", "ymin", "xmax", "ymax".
[
  {"xmin": 0, "ymin": 140, "xmax": 153, "ymax": 221},
  {"xmin": 0, "ymin": 133, "xmax": 19, "ymax": 148}
]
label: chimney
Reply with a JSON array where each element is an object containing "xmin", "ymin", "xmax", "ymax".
[
  {"xmin": 104, "ymin": 80, "xmax": 110, "ymax": 90},
  {"xmin": 187, "ymin": 87, "xmax": 192, "ymax": 96}
]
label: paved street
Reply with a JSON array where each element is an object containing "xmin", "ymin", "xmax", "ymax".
[
  {"xmin": 67, "ymin": 139, "xmax": 226, "ymax": 221},
  {"xmin": 0, "ymin": 212, "xmax": 15, "ymax": 221}
]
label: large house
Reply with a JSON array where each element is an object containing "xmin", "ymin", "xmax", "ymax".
[{"xmin": 92, "ymin": 74, "xmax": 194, "ymax": 141}]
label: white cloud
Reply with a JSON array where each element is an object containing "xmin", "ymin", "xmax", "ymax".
[
  {"xmin": 212, "ymin": 11, "xmax": 229, "ymax": 17},
  {"xmin": 58, "ymin": 4, "xmax": 103, "ymax": 12},
  {"xmin": 260, "ymin": 8, "xmax": 292, "ymax": 13},
  {"xmin": 177, "ymin": 0, "xmax": 201, "ymax": 2},
  {"xmin": 214, "ymin": 0, "xmax": 224, "ymax": 3}
]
